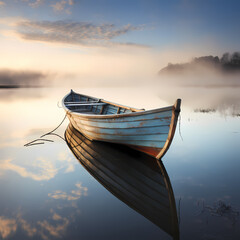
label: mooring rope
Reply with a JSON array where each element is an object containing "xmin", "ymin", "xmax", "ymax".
[
  {"xmin": 178, "ymin": 197, "xmax": 181, "ymax": 225},
  {"xmin": 24, "ymin": 112, "xmax": 67, "ymax": 147},
  {"xmin": 178, "ymin": 113, "xmax": 183, "ymax": 141},
  {"xmin": 40, "ymin": 113, "xmax": 67, "ymax": 138},
  {"xmin": 24, "ymin": 139, "xmax": 54, "ymax": 147}
]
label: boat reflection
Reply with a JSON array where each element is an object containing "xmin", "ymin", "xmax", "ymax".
[{"xmin": 65, "ymin": 123, "xmax": 179, "ymax": 240}]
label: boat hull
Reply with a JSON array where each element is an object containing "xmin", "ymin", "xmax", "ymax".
[{"xmin": 63, "ymin": 91, "xmax": 181, "ymax": 159}]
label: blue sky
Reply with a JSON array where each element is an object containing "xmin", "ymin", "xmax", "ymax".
[
  {"xmin": 0, "ymin": 0, "xmax": 240, "ymax": 83},
  {"xmin": 1, "ymin": 0, "xmax": 240, "ymax": 50}
]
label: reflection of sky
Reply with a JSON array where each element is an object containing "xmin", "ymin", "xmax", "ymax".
[
  {"xmin": 165, "ymin": 110, "xmax": 240, "ymax": 239},
  {"xmin": 0, "ymin": 88, "xmax": 173, "ymax": 239},
  {"xmin": 0, "ymin": 87, "xmax": 239, "ymax": 239}
]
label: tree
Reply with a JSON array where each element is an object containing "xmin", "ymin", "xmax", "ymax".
[
  {"xmin": 231, "ymin": 52, "xmax": 240, "ymax": 65},
  {"xmin": 221, "ymin": 52, "xmax": 230, "ymax": 64}
]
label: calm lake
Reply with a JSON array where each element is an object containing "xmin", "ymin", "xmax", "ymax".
[{"xmin": 0, "ymin": 87, "xmax": 240, "ymax": 240}]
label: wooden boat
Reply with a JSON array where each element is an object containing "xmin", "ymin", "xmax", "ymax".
[
  {"xmin": 65, "ymin": 123, "xmax": 179, "ymax": 240},
  {"xmin": 62, "ymin": 90, "xmax": 181, "ymax": 159}
]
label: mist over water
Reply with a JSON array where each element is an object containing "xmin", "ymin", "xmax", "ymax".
[{"xmin": 154, "ymin": 70, "xmax": 239, "ymax": 116}]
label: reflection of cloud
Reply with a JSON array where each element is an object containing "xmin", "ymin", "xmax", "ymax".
[
  {"xmin": 48, "ymin": 190, "xmax": 69, "ymax": 200},
  {"xmin": 48, "ymin": 182, "xmax": 88, "ymax": 201},
  {"xmin": 72, "ymin": 182, "xmax": 88, "ymax": 196},
  {"xmin": 65, "ymin": 164, "xmax": 75, "ymax": 173},
  {"xmin": 0, "ymin": 217, "xmax": 17, "ymax": 239},
  {"xmin": 18, "ymin": 217, "xmax": 37, "ymax": 237},
  {"xmin": 58, "ymin": 150, "xmax": 77, "ymax": 173},
  {"xmin": 0, "ymin": 69, "xmax": 52, "ymax": 87},
  {"xmin": 38, "ymin": 218, "xmax": 69, "ymax": 239},
  {"xmin": 16, "ymin": 19, "xmax": 143, "ymax": 47},
  {"xmin": 0, "ymin": 214, "xmax": 37, "ymax": 239},
  {"xmin": 0, "ymin": 209, "xmax": 71, "ymax": 239},
  {"xmin": 52, "ymin": 213, "xmax": 62, "ymax": 221},
  {"xmin": 38, "ymin": 209, "xmax": 70, "ymax": 239},
  {"xmin": 0, "ymin": 158, "xmax": 58, "ymax": 181}
]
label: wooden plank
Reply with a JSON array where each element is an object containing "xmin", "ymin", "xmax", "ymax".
[
  {"xmin": 73, "ymin": 117, "xmax": 171, "ymax": 129},
  {"xmin": 101, "ymin": 99, "xmax": 143, "ymax": 112},
  {"xmin": 75, "ymin": 132, "xmax": 166, "ymax": 148},
  {"xmin": 72, "ymin": 110, "xmax": 172, "ymax": 123},
  {"xmin": 70, "ymin": 124, "xmax": 170, "ymax": 136},
  {"xmin": 99, "ymin": 105, "xmax": 105, "ymax": 114},
  {"xmin": 66, "ymin": 103, "xmax": 107, "ymax": 107},
  {"xmin": 65, "ymin": 101, "xmax": 98, "ymax": 104},
  {"xmin": 79, "ymin": 129, "xmax": 169, "ymax": 142},
  {"xmin": 68, "ymin": 90, "xmax": 99, "ymax": 102}
]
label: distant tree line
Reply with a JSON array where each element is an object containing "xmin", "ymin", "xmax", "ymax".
[
  {"xmin": 219, "ymin": 52, "xmax": 240, "ymax": 70},
  {"xmin": 159, "ymin": 52, "xmax": 240, "ymax": 74}
]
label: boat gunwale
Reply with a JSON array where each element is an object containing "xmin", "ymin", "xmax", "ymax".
[{"xmin": 62, "ymin": 91, "xmax": 174, "ymax": 119}]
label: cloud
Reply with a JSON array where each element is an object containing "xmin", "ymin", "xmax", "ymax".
[
  {"xmin": 15, "ymin": 20, "xmax": 144, "ymax": 47},
  {"xmin": 68, "ymin": 0, "xmax": 74, "ymax": 5},
  {"xmin": 0, "ymin": 158, "xmax": 59, "ymax": 181},
  {"xmin": 38, "ymin": 218, "xmax": 69, "ymax": 239},
  {"xmin": 52, "ymin": 213, "xmax": 62, "ymax": 221},
  {"xmin": 48, "ymin": 190, "xmax": 69, "ymax": 200},
  {"xmin": 71, "ymin": 182, "xmax": 88, "ymax": 197},
  {"xmin": 28, "ymin": 0, "xmax": 44, "ymax": 8},
  {"xmin": 23, "ymin": 0, "xmax": 75, "ymax": 12},
  {"xmin": 58, "ymin": 151, "xmax": 77, "ymax": 173},
  {"xmin": 64, "ymin": 164, "xmax": 75, "ymax": 173},
  {"xmin": 0, "ymin": 217, "xmax": 17, "ymax": 239},
  {"xmin": 51, "ymin": 0, "xmax": 75, "ymax": 13},
  {"xmin": 48, "ymin": 182, "xmax": 88, "ymax": 201},
  {"xmin": 0, "ymin": 69, "xmax": 52, "ymax": 87},
  {"xmin": 51, "ymin": 0, "xmax": 66, "ymax": 11},
  {"xmin": 6, "ymin": 1, "xmax": 75, "ymax": 13},
  {"xmin": 0, "ymin": 209, "xmax": 73, "ymax": 240},
  {"xmin": 17, "ymin": 218, "xmax": 37, "ymax": 237}
]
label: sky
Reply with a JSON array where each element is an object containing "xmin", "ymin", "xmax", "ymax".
[{"xmin": 0, "ymin": 0, "xmax": 240, "ymax": 86}]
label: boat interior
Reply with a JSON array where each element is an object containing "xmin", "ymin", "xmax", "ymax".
[{"xmin": 64, "ymin": 91, "xmax": 142, "ymax": 115}]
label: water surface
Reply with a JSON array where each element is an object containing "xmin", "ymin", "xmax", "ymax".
[{"xmin": 0, "ymin": 87, "xmax": 240, "ymax": 240}]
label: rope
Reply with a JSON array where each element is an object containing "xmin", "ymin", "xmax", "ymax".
[
  {"xmin": 43, "ymin": 132, "xmax": 66, "ymax": 141},
  {"xmin": 178, "ymin": 113, "xmax": 183, "ymax": 141},
  {"xmin": 24, "ymin": 139, "xmax": 54, "ymax": 146},
  {"xmin": 24, "ymin": 112, "xmax": 67, "ymax": 147},
  {"xmin": 40, "ymin": 113, "xmax": 67, "ymax": 138},
  {"xmin": 178, "ymin": 197, "xmax": 181, "ymax": 225}
]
